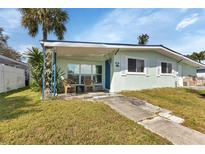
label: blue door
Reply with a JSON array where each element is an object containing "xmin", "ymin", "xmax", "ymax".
[{"xmin": 105, "ymin": 59, "xmax": 110, "ymax": 89}]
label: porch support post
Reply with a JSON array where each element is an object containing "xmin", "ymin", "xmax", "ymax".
[
  {"xmin": 53, "ymin": 49, "xmax": 57, "ymax": 96},
  {"xmin": 50, "ymin": 48, "xmax": 57, "ymax": 96},
  {"xmin": 42, "ymin": 45, "xmax": 46, "ymax": 100},
  {"xmin": 50, "ymin": 49, "xmax": 54, "ymax": 96}
]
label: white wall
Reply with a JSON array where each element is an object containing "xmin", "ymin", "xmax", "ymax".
[
  {"xmin": 0, "ymin": 64, "xmax": 25, "ymax": 93},
  {"xmin": 197, "ymin": 73, "xmax": 205, "ymax": 78},
  {"xmin": 110, "ymin": 49, "xmax": 197, "ymax": 92}
]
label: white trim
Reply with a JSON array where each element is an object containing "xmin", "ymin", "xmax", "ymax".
[
  {"xmin": 0, "ymin": 55, "xmax": 28, "ymax": 67},
  {"xmin": 160, "ymin": 47, "xmax": 204, "ymax": 68},
  {"xmin": 41, "ymin": 41, "xmax": 160, "ymax": 49},
  {"xmin": 160, "ymin": 60, "xmax": 175, "ymax": 76},
  {"xmin": 126, "ymin": 56, "xmax": 146, "ymax": 75},
  {"xmin": 41, "ymin": 41, "xmax": 205, "ymax": 68}
]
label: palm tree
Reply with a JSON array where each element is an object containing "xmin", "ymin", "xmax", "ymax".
[
  {"xmin": 187, "ymin": 51, "xmax": 205, "ymax": 63},
  {"xmin": 138, "ymin": 34, "xmax": 149, "ymax": 45},
  {"xmin": 19, "ymin": 9, "xmax": 68, "ymax": 97},
  {"xmin": 19, "ymin": 9, "xmax": 69, "ymax": 40}
]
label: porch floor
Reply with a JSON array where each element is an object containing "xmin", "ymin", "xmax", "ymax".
[{"xmin": 58, "ymin": 91, "xmax": 121, "ymax": 100}]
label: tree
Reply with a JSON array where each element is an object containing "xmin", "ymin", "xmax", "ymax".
[
  {"xmin": 0, "ymin": 27, "xmax": 8, "ymax": 49},
  {"xmin": 0, "ymin": 27, "xmax": 22, "ymax": 61},
  {"xmin": 19, "ymin": 9, "xmax": 69, "ymax": 40},
  {"xmin": 19, "ymin": 9, "xmax": 69, "ymax": 96},
  {"xmin": 138, "ymin": 34, "xmax": 149, "ymax": 45},
  {"xmin": 26, "ymin": 47, "xmax": 64, "ymax": 92},
  {"xmin": 187, "ymin": 51, "xmax": 205, "ymax": 63},
  {"xmin": 26, "ymin": 47, "xmax": 43, "ymax": 91}
]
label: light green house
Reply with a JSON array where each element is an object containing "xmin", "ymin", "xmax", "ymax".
[{"xmin": 41, "ymin": 40, "xmax": 205, "ymax": 95}]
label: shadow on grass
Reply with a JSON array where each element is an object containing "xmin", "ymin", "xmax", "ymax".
[
  {"xmin": 184, "ymin": 88, "xmax": 205, "ymax": 98},
  {"xmin": 0, "ymin": 87, "xmax": 30, "ymax": 97},
  {"xmin": 0, "ymin": 87, "xmax": 42, "ymax": 121}
]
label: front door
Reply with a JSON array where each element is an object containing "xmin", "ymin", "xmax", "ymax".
[{"xmin": 105, "ymin": 59, "xmax": 111, "ymax": 89}]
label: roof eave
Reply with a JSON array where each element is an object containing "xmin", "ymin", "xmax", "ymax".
[
  {"xmin": 0, "ymin": 55, "xmax": 28, "ymax": 68},
  {"xmin": 40, "ymin": 40, "xmax": 205, "ymax": 69}
]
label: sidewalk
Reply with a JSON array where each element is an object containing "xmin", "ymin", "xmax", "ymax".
[{"xmin": 93, "ymin": 95, "xmax": 205, "ymax": 145}]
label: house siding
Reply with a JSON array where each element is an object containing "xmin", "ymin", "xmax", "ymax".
[
  {"xmin": 181, "ymin": 63, "xmax": 196, "ymax": 76},
  {"xmin": 55, "ymin": 48, "xmax": 197, "ymax": 93},
  {"xmin": 0, "ymin": 64, "xmax": 25, "ymax": 93},
  {"xmin": 110, "ymin": 49, "xmax": 197, "ymax": 92}
]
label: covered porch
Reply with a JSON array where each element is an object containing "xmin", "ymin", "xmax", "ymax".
[{"xmin": 41, "ymin": 41, "xmax": 119, "ymax": 98}]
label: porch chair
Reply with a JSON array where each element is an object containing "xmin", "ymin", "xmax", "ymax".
[
  {"xmin": 63, "ymin": 79, "xmax": 76, "ymax": 94},
  {"xmin": 84, "ymin": 79, "xmax": 95, "ymax": 92}
]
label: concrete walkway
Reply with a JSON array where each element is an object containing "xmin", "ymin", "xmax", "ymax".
[{"xmin": 90, "ymin": 95, "xmax": 205, "ymax": 145}]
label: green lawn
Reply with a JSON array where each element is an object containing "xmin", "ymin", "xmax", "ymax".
[
  {"xmin": 122, "ymin": 88, "xmax": 205, "ymax": 134},
  {"xmin": 0, "ymin": 88, "xmax": 170, "ymax": 144}
]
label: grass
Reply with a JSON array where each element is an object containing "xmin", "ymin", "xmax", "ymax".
[
  {"xmin": 122, "ymin": 88, "xmax": 205, "ymax": 134},
  {"xmin": 0, "ymin": 87, "xmax": 170, "ymax": 144}
]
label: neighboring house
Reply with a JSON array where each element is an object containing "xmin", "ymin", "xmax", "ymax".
[
  {"xmin": 0, "ymin": 55, "xmax": 29, "ymax": 93},
  {"xmin": 40, "ymin": 40, "xmax": 205, "ymax": 94},
  {"xmin": 197, "ymin": 69, "xmax": 205, "ymax": 78}
]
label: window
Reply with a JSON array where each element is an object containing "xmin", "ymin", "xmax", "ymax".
[
  {"xmin": 80, "ymin": 64, "xmax": 92, "ymax": 84},
  {"xmin": 161, "ymin": 62, "xmax": 172, "ymax": 74},
  {"xmin": 93, "ymin": 65, "xmax": 102, "ymax": 84},
  {"xmin": 81, "ymin": 64, "xmax": 92, "ymax": 74},
  {"xmin": 67, "ymin": 64, "xmax": 80, "ymax": 84},
  {"xmin": 67, "ymin": 74, "xmax": 79, "ymax": 84},
  {"xmin": 67, "ymin": 64, "xmax": 102, "ymax": 84},
  {"xmin": 81, "ymin": 75, "xmax": 92, "ymax": 84},
  {"xmin": 67, "ymin": 64, "xmax": 80, "ymax": 74},
  {"xmin": 128, "ymin": 58, "xmax": 144, "ymax": 73}
]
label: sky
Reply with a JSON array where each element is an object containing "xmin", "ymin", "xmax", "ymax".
[{"xmin": 0, "ymin": 8, "xmax": 205, "ymax": 55}]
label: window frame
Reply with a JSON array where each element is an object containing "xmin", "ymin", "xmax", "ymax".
[
  {"xmin": 160, "ymin": 61, "xmax": 174, "ymax": 75},
  {"xmin": 92, "ymin": 65, "xmax": 103, "ymax": 84},
  {"xmin": 67, "ymin": 63, "xmax": 103, "ymax": 85},
  {"xmin": 67, "ymin": 64, "xmax": 80, "ymax": 84},
  {"xmin": 126, "ymin": 56, "xmax": 146, "ymax": 75}
]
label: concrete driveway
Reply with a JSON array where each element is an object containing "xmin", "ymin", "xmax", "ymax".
[{"xmin": 91, "ymin": 95, "xmax": 205, "ymax": 145}]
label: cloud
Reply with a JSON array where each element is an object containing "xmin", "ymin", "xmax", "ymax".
[
  {"xmin": 17, "ymin": 44, "xmax": 35, "ymax": 53},
  {"xmin": 74, "ymin": 9, "xmax": 175, "ymax": 43},
  {"xmin": 74, "ymin": 8, "xmax": 204, "ymax": 56},
  {"xmin": 180, "ymin": 8, "xmax": 189, "ymax": 13},
  {"xmin": 169, "ymin": 30, "xmax": 205, "ymax": 54},
  {"xmin": 176, "ymin": 13, "xmax": 199, "ymax": 30},
  {"xmin": 0, "ymin": 9, "xmax": 21, "ymax": 31}
]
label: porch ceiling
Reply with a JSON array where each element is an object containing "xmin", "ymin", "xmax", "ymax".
[{"xmin": 56, "ymin": 47, "xmax": 116, "ymax": 58}]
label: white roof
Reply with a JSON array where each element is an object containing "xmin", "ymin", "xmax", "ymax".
[
  {"xmin": 0, "ymin": 55, "xmax": 28, "ymax": 69},
  {"xmin": 41, "ymin": 40, "xmax": 205, "ymax": 69}
]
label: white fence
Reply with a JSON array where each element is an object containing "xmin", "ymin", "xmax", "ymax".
[{"xmin": 0, "ymin": 64, "xmax": 25, "ymax": 93}]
